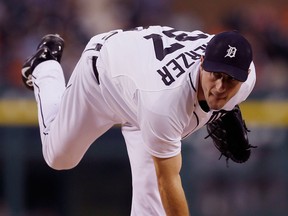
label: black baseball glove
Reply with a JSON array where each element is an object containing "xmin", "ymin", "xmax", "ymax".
[{"xmin": 205, "ymin": 105, "xmax": 256, "ymax": 165}]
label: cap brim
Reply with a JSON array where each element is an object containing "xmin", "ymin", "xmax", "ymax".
[{"xmin": 203, "ymin": 60, "xmax": 248, "ymax": 82}]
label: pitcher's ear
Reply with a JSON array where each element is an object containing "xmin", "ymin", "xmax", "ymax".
[
  {"xmin": 201, "ymin": 55, "xmax": 204, "ymax": 62},
  {"xmin": 200, "ymin": 56, "xmax": 205, "ymax": 68}
]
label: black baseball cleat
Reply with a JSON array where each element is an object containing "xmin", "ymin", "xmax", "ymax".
[
  {"xmin": 21, "ymin": 34, "xmax": 65, "ymax": 90},
  {"xmin": 37, "ymin": 34, "xmax": 65, "ymax": 62}
]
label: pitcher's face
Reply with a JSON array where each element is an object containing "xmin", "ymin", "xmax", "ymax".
[{"xmin": 198, "ymin": 66, "xmax": 242, "ymax": 110}]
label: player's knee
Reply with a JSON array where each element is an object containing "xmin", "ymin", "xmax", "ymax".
[
  {"xmin": 42, "ymin": 138, "xmax": 80, "ymax": 170},
  {"xmin": 43, "ymin": 149, "xmax": 79, "ymax": 170},
  {"xmin": 45, "ymin": 158, "xmax": 78, "ymax": 170}
]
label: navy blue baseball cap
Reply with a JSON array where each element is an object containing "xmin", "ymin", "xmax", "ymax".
[{"xmin": 202, "ymin": 31, "xmax": 253, "ymax": 82}]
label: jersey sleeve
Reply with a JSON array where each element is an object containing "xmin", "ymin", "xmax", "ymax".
[
  {"xmin": 139, "ymin": 108, "xmax": 183, "ymax": 158},
  {"xmin": 137, "ymin": 88, "xmax": 192, "ymax": 158}
]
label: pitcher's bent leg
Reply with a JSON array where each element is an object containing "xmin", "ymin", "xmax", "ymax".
[{"xmin": 33, "ymin": 55, "xmax": 117, "ymax": 170}]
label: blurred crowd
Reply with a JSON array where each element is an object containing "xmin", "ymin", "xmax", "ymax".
[{"xmin": 0, "ymin": 0, "xmax": 288, "ymax": 99}]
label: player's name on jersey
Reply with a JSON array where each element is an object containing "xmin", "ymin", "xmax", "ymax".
[{"xmin": 157, "ymin": 45, "xmax": 206, "ymax": 86}]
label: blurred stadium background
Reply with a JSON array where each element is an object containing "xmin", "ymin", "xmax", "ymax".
[{"xmin": 1, "ymin": 0, "xmax": 288, "ymax": 215}]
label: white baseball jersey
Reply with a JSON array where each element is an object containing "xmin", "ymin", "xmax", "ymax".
[{"xmin": 85, "ymin": 26, "xmax": 256, "ymax": 158}]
